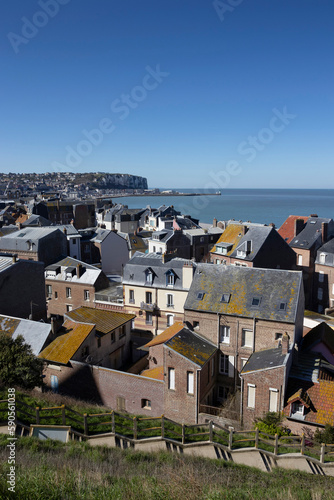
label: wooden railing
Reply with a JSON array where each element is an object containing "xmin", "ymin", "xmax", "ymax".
[{"xmin": 0, "ymin": 398, "xmax": 333, "ymax": 463}]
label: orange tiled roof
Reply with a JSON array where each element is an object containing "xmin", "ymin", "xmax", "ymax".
[
  {"xmin": 278, "ymin": 215, "xmax": 309, "ymax": 244},
  {"xmin": 144, "ymin": 322, "xmax": 184, "ymax": 348},
  {"xmin": 210, "ymin": 224, "xmax": 245, "ymax": 255},
  {"xmin": 141, "ymin": 366, "xmax": 164, "ymax": 380},
  {"xmin": 66, "ymin": 307, "xmax": 135, "ymax": 334},
  {"xmin": 38, "ymin": 320, "xmax": 94, "ymax": 364}
]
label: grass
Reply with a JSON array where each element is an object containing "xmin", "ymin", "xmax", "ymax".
[{"xmin": 1, "ymin": 435, "xmax": 334, "ymax": 499}]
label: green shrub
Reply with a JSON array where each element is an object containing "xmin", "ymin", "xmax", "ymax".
[
  {"xmin": 314, "ymin": 424, "xmax": 334, "ymax": 444},
  {"xmin": 255, "ymin": 412, "xmax": 290, "ymax": 437}
]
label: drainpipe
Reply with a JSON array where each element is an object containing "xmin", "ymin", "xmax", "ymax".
[
  {"xmin": 253, "ymin": 317, "xmax": 256, "ymax": 353},
  {"xmin": 235, "ymin": 320, "xmax": 239, "ymax": 392},
  {"xmin": 240, "ymin": 377, "xmax": 244, "ymax": 426},
  {"xmin": 155, "ymin": 287, "xmax": 158, "ymax": 335},
  {"xmin": 196, "ymin": 369, "xmax": 200, "ymax": 424},
  {"xmin": 217, "ymin": 313, "xmax": 220, "ymax": 345}
]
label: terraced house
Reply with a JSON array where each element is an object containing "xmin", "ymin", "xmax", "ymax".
[
  {"xmin": 184, "ymin": 264, "xmax": 304, "ymax": 416},
  {"xmin": 123, "ymin": 252, "xmax": 196, "ymax": 335}
]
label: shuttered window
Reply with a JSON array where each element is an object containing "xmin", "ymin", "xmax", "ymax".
[
  {"xmin": 247, "ymin": 384, "xmax": 256, "ymax": 408},
  {"xmin": 269, "ymin": 389, "xmax": 278, "ymax": 412}
]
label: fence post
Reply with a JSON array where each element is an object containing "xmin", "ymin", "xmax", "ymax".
[
  {"xmin": 111, "ymin": 411, "xmax": 115, "ymax": 434},
  {"xmin": 61, "ymin": 405, "xmax": 66, "ymax": 425},
  {"xmin": 83, "ymin": 414, "xmax": 88, "ymax": 436},
  {"xmin": 209, "ymin": 421, "xmax": 213, "ymax": 442},
  {"xmin": 35, "ymin": 407, "xmax": 40, "ymax": 425},
  {"xmin": 182, "ymin": 423, "xmax": 185, "ymax": 445},
  {"xmin": 161, "ymin": 415, "xmax": 165, "ymax": 439},
  {"xmin": 255, "ymin": 427, "xmax": 259, "ymax": 449},
  {"xmin": 320, "ymin": 443, "xmax": 325, "ymax": 464},
  {"xmin": 274, "ymin": 434, "xmax": 279, "ymax": 455},
  {"xmin": 133, "ymin": 416, "xmax": 137, "ymax": 440},
  {"xmin": 228, "ymin": 426, "xmax": 234, "ymax": 451},
  {"xmin": 301, "ymin": 433, "xmax": 305, "ymax": 455}
]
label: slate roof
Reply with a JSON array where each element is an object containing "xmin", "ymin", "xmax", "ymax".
[
  {"xmin": 150, "ymin": 230, "xmax": 174, "ymax": 243},
  {"xmin": 0, "ymin": 256, "xmax": 15, "ymax": 273},
  {"xmin": 52, "ymin": 224, "xmax": 80, "ymax": 236},
  {"xmin": 289, "ymin": 217, "xmax": 334, "ymax": 250},
  {"xmin": 165, "ymin": 327, "xmax": 217, "ymax": 367},
  {"xmin": 184, "ymin": 264, "xmax": 302, "ymax": 323},
  {"xmin": 22, "ymin": 214, "xmax": 51, "ymax": 227},
  {"xmin": 0, "ymin": 227, "xmax": 64, "ymax": 252},
  {"xmin": 65, "ymin": 306, "xmax": 135, "ymax": 334},
  {"xmin": 123, "ymin": 252, "xmax": 195, "ymax": 290},
  {"xmin": 315, "ymin": 238, "xmax": 334, "ymax": 267},
  {"xmin": 229, "ymin": 226, "xmax": 274, "ymax": 261},
  {"xmin": 240, "ymin": 347, "xmax": 288, "ymax": 374},
  {"xmin": 0, "ymin": 314, "xmax": 51, "ymax": 355},
  {"xmin": 302, "ymin": 322, "xmax": 334, "ymax": 353},
  {"xmin": 45, "ymin": 257, "xmax": 101, "ymax": 285},
  {"xmin": 278, "ymin": 215, "xmax": 309, "ymax": 244},
  {"xmin": 38, "ymin": 320, "xmax": 94, "ymax": 364}
]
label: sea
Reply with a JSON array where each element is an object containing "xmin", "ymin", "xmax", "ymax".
[{"xmin": 111, "ymin": 189, "xmax": 334, "ymax": 228}]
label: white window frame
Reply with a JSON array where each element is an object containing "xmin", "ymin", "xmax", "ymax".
[
  {"xmin": 66, "ymin": 287, "xmax": 71, "ymax": 298},
  {"xmin": 129, "ymin": 289, "xmax": 135, "ymax": 303},
  {"xmin": 220, "ymin": 325, "xmax": 230, "ymax": 344},
  {"xmin": 46, "ymin": 285, "xmax": 52, "ymax": 298},
  {"xmin": 297, "ymin": 254, "xmax": 303, "ymax": 266},
  {"xmin": 241, "ymin": 329, "xmax": 253, "ymax": 348},
  {"xmin": 187, "ymin": 372, "xmax": 194, "ymax": 394},
  {"xmin": 166, "ymin": 293, "xmax": 174, "ymax": 307},
  {"xmin": 319, "ymin": 253, "xmax": 326, "ymax": 265},
  {"xmin": 167, "ymin": 314, "xmax": 174, "ymax": 327},
  {"xmin": 219, "ymin": 353, "xmax": 229, "ymax": 375},
  {"xmin": 84, "ymin": 289, "xmax": 90, "ymax": 301},
  {"xmin": 168, "ymin": 368, "xmax": 175, "ymax": 390},
  {"xmin": 247, "ymin": 384, "xmax": 256, "ymax": 409},
  {"xmin": 269, "ymin": 388, "xmax": 279, "ymax": 413}
]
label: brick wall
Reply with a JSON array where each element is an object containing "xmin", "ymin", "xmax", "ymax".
[
  {"xmin": 43, "ymin": 361, "xmax": 164, "ymax": 417},
  {"xmin": 46, "ymin": 281, "xmax": 97, "ymax": 317}
]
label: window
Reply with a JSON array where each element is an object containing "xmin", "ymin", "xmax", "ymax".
[
  {"xmin": 141, "ymin": 399, "xmax": 151, "ymax": 409},
  {"xmin": 167, "ymin": 294, "xmax": 174, "ymax": 307},
  {"xmin": 242, "ymin": 329, "xmax": 253, "ymax": 348},
  {"xmin": 145, "ymin": 312, "xmax": 153, "ymax": 325},
  {"xmin": 46, "ymin": 285, "xmax": 52, "ymax": 298},
  {"xmin": 220, "ymin": 293, "xmax": 230, "ymax": 303},
  {"xmin": 129, "ymin": 289, "xmax": 135, "ymax": 303},
  {"xmin": 117, "ymin": 396, "xmax": 125, "ymax": 412},
  {"xmin": 145, "ymin": 270, "xmax": 153, "ymax": 284},
  {"xmin": 167, "ymin": 314, "xmax": 174, "ymax": 327},
  {"xmin": 220, "ymin": 325, "xmax": 230, "ymax": 344},
  {"xmin": 187, "ymin": 372, "xmax": 194, "ymax": 394},
  {"xmin": 55, "ymin": 291, "xmax": 58, "ymax": 299},
  {"xmin": 318, "ymin": 288, "xmax": 323, "ymax": 300},
  {"xmin": 269, "ymin": 388, "xmax": 279, "ymax": 412},
  {"xmin": 275, "ymin": 332, "xmax": 283, "ymax": 341},
  {"xmin": 279, "ymin": 302, "xmax": 286, "ymax": 311},
  {"xmin": 152, "ymin": 246, "xmax": 156, "ymax": 252},
  {"xmin": 197, "ymin": 292, "xmax": 205, "ymax": 300},
  {"xmin": 119, "ymin": 325, "xmax": 126, "ymax": 338},
  {"xmin": 251, "ymin": 297, "xmax": 261, "ymax": 307},
  {"xmin": 216, "ymin": 259, "xmax": 220, "ymax": 264},
  {"xmin": 97, "ymin": 337, "xmax": 101, "ymax": 348},
  {"xmin": 247, "ymin": 384, "xmax": 256, "ymax": 408},
  {"xmin": 319, "ymin": 272, "xmax": 324, "ymax": 283},
  {"xmin": 166, "ymin": 271, "xmax": 175, "ymax": 286},
  {"xmin": 297, "ymin": 254, "xmax": 303, "ymax": 266},
  {"xmin": 168, "ymin": 368, "xmax": 175, "ymax": 390},
  {"xmin": 72, "ymin": 238, "xmax": 77, "ymax": 244},
  {"xmin": 81, "ymin": 345, "xmax": 89, "ymax": 357},
  {"xmin": 84, "ymin": 290, "xmax": 90, "ymax": 301},
  {"xmin": 111, "ymin": 331, "xmax": 115, "ymax": 343},
  {"xmin": 241, "ymin": 358, "xmax": 248, "ymax": 369},
  {"xmin": 146, "ymin": 291, "xmax": 152, "ymax": 304},
  {"xmin": 218, "ymin": 386, "xmax": 229, "ymax": 401},
  {"xmin": 319, "ymin": 253, "xmax": 326, "ymax": 265},
  {"xmin": 66, "ymin": 304, "xmax": 72, "ymax": 312},
  {"xmin": 290, "ymin": 402, "xmax": 304, "ymax": 418},
  {"xmin": 220, "ymin": 354, "xmax": 229, "ymax": 375},
  {"xmin": 332, "ymin": 283, "xmax": 334, "ymax": 296},
  {"xmin": 66, "ymin": 287, "xmax": 71, "ymax": 298}
]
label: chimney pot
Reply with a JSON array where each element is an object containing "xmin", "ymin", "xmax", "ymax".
[{"xmin": 281, "ymin": 332, "xmax": 289, "ymax": 355}]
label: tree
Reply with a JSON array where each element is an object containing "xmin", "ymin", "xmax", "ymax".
[{"xmin": 0, "ymin": 332, "xmax": 44, "ymax": 389}]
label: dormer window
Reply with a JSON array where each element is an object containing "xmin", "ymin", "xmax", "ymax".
[
  {"xmin": 145, "ymin": 269, "xmax": 153, "ymax": 284},
  {"xmin": 165, "ymin": 269, "xmax": 175, "ymax": 287},
  {"xmin": 237, "ymin": 240, "xmax": 251, "ymax": 259},
  {"xmin": 319, "ymin": 253, "xmax": 326, "ymax": 265}
]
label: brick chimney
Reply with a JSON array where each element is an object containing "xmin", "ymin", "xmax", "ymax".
[
  {"xmin": 281, "ymin": 332, "xmax": 290, "ymax": 355},
  {"xmin": 322, "ymin": 222, "xmax": 328, "ymax": 243},
  {"xmin": 76, "ymin": 263, "xmax": 83, "ymax": 278},
  {"xmin": 294, "ymin": 218, "xmax": 305, "ymax": 237},
  {"xmin": 213, "ymin": 218, "xmax": 217, "ymax": 228}
]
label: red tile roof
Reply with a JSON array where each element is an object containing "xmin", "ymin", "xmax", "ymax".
[{"xmin": 278, "ymin": 215, "xmax": 309, "ymax": 244}]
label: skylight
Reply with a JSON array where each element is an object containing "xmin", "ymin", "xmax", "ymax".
[
  {"xmin": 197, "ymin": 292, "xmax": 205, "ymax": 300},
  {"xmin": 279, "ymin": 302, "xmax": 287, "ymax": 311},
  {"xmin": 220, "ymin": 294, "xmax": 230, "ymax": 303},
  {"xmin": 251, "ymin": 297, "xmax": 261, "ymax": 307}
]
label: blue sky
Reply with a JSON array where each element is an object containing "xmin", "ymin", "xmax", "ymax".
[{"xmin": 1, "ymin": 0, "xmax": 333, "ymax": 188}]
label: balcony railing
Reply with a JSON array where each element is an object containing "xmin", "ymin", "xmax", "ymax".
[{"xmin": 140, "ymin": 301, "xmax": 159, "ymax": 312}]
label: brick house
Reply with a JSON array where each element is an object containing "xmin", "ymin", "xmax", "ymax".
[
  {"xmin": 40, "ymin": 306, "xmax": 135, "ymax": 371},
  {"xmin": 45, "ymin": 257, "xmax": 110, "ymax": 318},
  {"xmin": 123, "ymin": 252, "xmax": 196, "ymax": 335},
  {"xmin": 210, "ymin": 223, "xmax": 296, "ymax": 270},
  {"xmin": 184, "ymin": 264, "xmax": 304, "ymax": 411},
  {"xmin": 314, "ymin": 239, "xmax": 334, "ymax": 313}
]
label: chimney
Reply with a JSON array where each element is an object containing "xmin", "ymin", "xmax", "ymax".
[
  {"xmin": 322, "ymin": 222, "xmax": 328, "ymax": 243},
  {"xmin": 63, "ymin": 227, "xmax": 67, "ymax": 235},
  {"xmin": 182, "ymin": 261, "xmax": 194, "ymax": 289},
  {"xmin": 294, "ymin": 218, "xmax": 305, "ymax": 237},
  {"xmin": 76, "ymin": 263, "xmax": 82, "ymax": 278},
  {"xmin": 213, "ymin": 218, "xmax": 217, "ymax": 228},
  {"xmin": 281, "ymin": 332, "xmax": 290, "ymax": 355},
  {"xmin": 16, "ymin": 222, "xmax": 22, "ymax": 229},
  {"xmin": 12, "ymin": 254, "xmax": 17, "ymax": 264}
]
